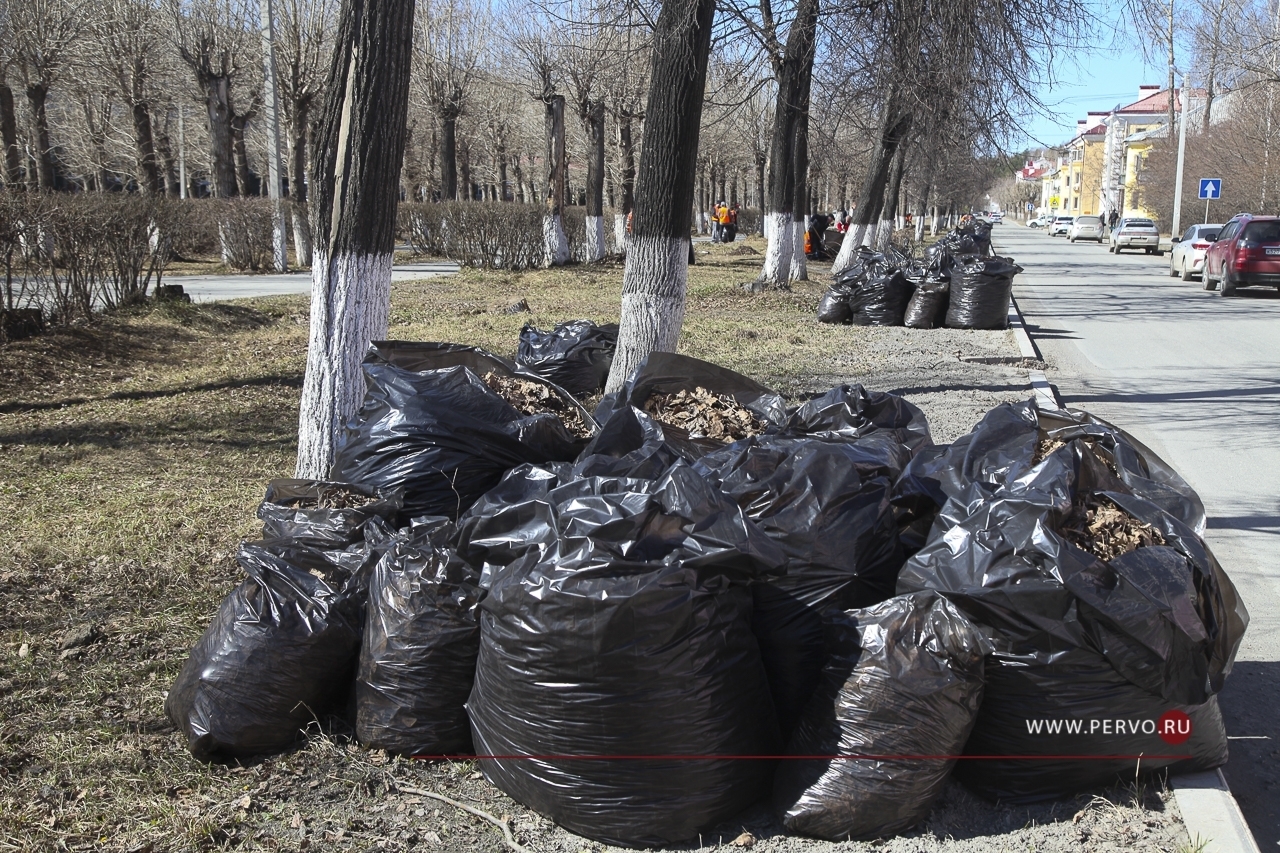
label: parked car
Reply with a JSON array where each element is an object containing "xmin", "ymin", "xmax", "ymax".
[
  {"xmin": 1068, "ymin": 215, "xmax": 1105, "ymax": 243},
  {"xmin": 1028, "ymin": 215, "xmax": 1050, "ymax": 228},
  {"xmin": 1202, "ymin": 213, "xmax": 1280, "ymax": 296},
  {"xmin": 1167, "ymin": 223, "xmax": 1222, "ymax": 281},
  {"xmin": 1109, "ymin": 218, "xmax": 1161, "ymax": 254},
  {"xmin": 1048, "ymin": 216, "xmax": 1074, "ymax": 236}
]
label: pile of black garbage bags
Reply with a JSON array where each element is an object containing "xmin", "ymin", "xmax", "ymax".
[
  {"xmin": 819, "ymin": 225, "xmax": 1020, "ymax": 330},
  {"xmin": 166, "ymin": 341, "xmax": 1247, "ymax": 848}
]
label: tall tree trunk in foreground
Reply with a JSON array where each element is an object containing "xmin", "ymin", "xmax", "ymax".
[
  {"xmin": 604, "ymin": 0, "xmax": 715, "ymax": 393},
  {"xmin": 543, "ymin": 94, "xmax": 570, "ymax": 266},
  {"xmin": 877, "ymin": 143, "xmax": 906, "ymax": 250},
  {"xmin": 831, "ymin": 90, "xmax": 912, "ymax": 274},
  {"xmin": 583, "ymin": 98, "xmax": 606, "ymax": 261},
  {"xmin": 789, "ymin": 62, "xmax": 812, "ymax": 282},
  {"xmin": 755, "ymin": 0, "xmax": 819, "ymax": 290},
  {"xmin": 295, "ymin": 0, "xmax": 415, "ymax": 478}
]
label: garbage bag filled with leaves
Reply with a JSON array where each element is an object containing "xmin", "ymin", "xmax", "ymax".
[
  {"xmin": 817, "ymin": 286, "xmax": 854, "ymax": 324},
  {"xmin": 695, "ymin": 435, "xmax": 909, "ymax": 738},
  {"xmin": 944, "ymin": 256, "xmax": 1022, "ymax": 330},
  {"xmin": 165, "ymin": 540, "xmax": 373, "ymax": 761},
  {"xmin": 587, "ymin": 352, "xmax": 787, "ymax": 463},
  {"xmin": 465, "ymin": 462, "xmax": 785, "ymax": 848},
  {"xmin": 780, "ymin": 383, "xmax": 932, "ymax": 456},
  {"xmin": 774, "ymin": 592, "xmax": 990, "ymax": 839},
  {"xmin": 893, "ymin": 400, "xmax": 1207, "ymax": 534},
  {"xmin": 257, "ymin": 479, "xmax": 403, "ymax": 548},
  {"xmin": 356, "ymin": 517, "xmax": 482, "ymax": 756},
  {"xmin": 516, "ymin": 319, "xmax": 619, "ymax": 396},
  {"xmin": 898, "ymin": 424, "xmax": 1247, "ymax": 801},
  {"xmin": 849, "ymin": 268, "xmax": 914, "ymax": 326},
  {"xmin": 902, "ymin": 272, "xmax": 950, "ymax": 330},
  {"xmin": 331, "ymin": 352, "xmax": 595, "ymax": 522}
]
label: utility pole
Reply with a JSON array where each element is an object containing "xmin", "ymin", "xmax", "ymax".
[
  {"xmin": 260, "ymin": 0, "xmax": 289, "ymax": 272},
  {"xmin": 178, "ymin": 106, "xmax": 187, "ymax": 200},
  {"xmin": 1172, "ymin": 82, "xmax": 1188, "ymax": 236}
]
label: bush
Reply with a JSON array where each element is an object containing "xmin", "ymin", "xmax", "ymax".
[
  {"xmin": 400, "ymin": 202, "xmax": 623, "ymax": 269},
  {"xmin": 213, "ymin": 198, "xmax": 277, "ymax": 272}
]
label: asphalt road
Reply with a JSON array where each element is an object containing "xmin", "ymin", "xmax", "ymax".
[
  {"xmin": 995, "ymin": 225, "xmax": 1280, "ymax": 850},
  {"xmin": 167, "ymin": 260, "xmax": 461, "ymax": 303}
]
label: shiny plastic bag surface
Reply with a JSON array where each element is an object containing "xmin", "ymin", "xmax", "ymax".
[
  {"xmin": 944, "ymin": 256, "xmax": 1022, "ymax": 329},
  {"xmin": 355, "ymin": 517, "xmax": 482, "ymax": 756},
  {"xmin": 774, "ymin": 592, "xmax": 989, "ymax": 839},
  {"xmin": 165, "ymin": 541, "xmax": 370, "ymax": 761},
  {"xmin": 464, "ymin": 462, "xmax": 785, "ymax": 847},
  {"xmin": 516, "ymin": 319, "xmax": 619, "ymax": 395},
  {"xmin": 257, "ymin": 479, "xmax": 403, "ymax": 548}
]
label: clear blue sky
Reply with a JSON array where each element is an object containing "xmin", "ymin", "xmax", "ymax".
[{"xmin": 1010, "ymin": 20, "xmax": 1168, "ymax": 152}]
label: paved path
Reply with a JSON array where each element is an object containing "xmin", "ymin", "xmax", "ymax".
[
  {"xmin": 168, "ymin": 261, "xmax": 461, "ymax": 303},
  {"xmin": 995, "ymin": 225, "xmax": 1280, "ymax": 850}
]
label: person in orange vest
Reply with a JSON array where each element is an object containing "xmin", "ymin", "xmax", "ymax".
[
  {"xmin": 724, "ymin": 204, "xmax": 739, "ymax": 242},
  {"xmin": 717, "ymin": 202, "xmax": 732, "ymax": 242}
]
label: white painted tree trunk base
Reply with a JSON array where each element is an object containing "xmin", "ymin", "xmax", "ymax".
[
  {"xmin": 605, "ymin": 235, "xmax": 689, "ymax": 394},
  {"xmin": 543, "ymin": 214, "xmax": 570, "ymax": 267},
  {"xmin": 295, "ymin": 248, "xmax": 394, "ymax": 479},
  {"xmin": 755, "ymin": 211, "xmax": 793, "ymax": 290},
  {"xmin": 585, "ymin": 214, "xmax": 605, "ymax": 262},
  {"xmin": 614, "ymin": 214, "xmax": 627, "ymax": 253},
  {"xmin": 914, "ymin": 217, "xmax": 925, "ymax": 242},
  {"xmin": 875, "ymin": 219, "xmax": 893, "ymax": 250},
  {"xmin": 293, "ymin": 210, "xmax": 314, "ymax": 268},
  {"xmin": 831, "ymin": 222, "xmax": 869, "ymax": 275},
  {"xmin": 789, "ymin": 219, "xmax": 807, "ymax": 282}
]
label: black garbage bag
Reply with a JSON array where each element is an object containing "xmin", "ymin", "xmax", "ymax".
[
  {"xmin": 780, "ymin": 383, "xmax": 933, "ymax": 456},
  {"xmin": 695, "ymin": 436, "xmax": 908, "ymax": 739},
  {"xmin": 465, "ymin": 462, "xmax": 786, "ymax": 848},
  {"xmin": 774, "ymin": 592, "xmax": 990, "ymax": 839},
  {"xmin": 587, "ymin": 351, "xmax": 787, "ymax": 463},
  {"xmin": 258, "ymin": 479, "xmax": 403, "ymax": 548},
  {"xmin": 972, "ymin": 221, "xmax": 993, "ymax": 256},
  {"xmin": 938, "ymin": 229, "xmax": 978, "ymax": 255},
  {"xmin": 893, "ymin": 399, "xmax": 1207, "ymax": 534},
  {"xmin": 332, "ymin": 358, "xmax": 594, "ymax": 522},
  {"xmin": 923, "ymin": 243, "xmax": 957, "ymax": 276},
  {"xmin": 817, "ymin": 287, "xmax": 853, "ymax": 324},
  {"xmin": 165, "ymin": 540, "xmax": 372, "ymax": 761},
  {"xmin": 945, "ymin": 256, "xmax": 1022, "ymax": 330},
  {"xmin": 902, "ymin": 273, "xmax": 950, "ymax": 330},
  {"xmin": 898, "ymin": 436, "xmax": 1247, "ymax": 800},
  {"xmin": 516, "ymin": 320, "xmax": 620, "ymax": 396},
  {"xmin": 849, "ymin": 268, "xmax": 914, "ymax": 326},
  {"xmin": 355, "ymin": 517, "xmax": 482, "ymax": 756},
  {"xmin": 832, "ymin": 246, "xmax": 882, "ymax": 288}
]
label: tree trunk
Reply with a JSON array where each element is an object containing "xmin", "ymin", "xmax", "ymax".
[
  {"xmin": 542, "ymin": 93, "xmax": 569, "ymax": 266},
  {"xmin": 756, "ymin": 0, "xmax": 819, "ymax": 290},
  {"xmin": 458, "ymin": 138, "xmax": 471, "ymax": 201},
  {"xmin": 789, "ymin": 59, "xmax": 813, "ymax": 282},
  {"xmin": 296, "ymin": 0, "xmax": 416, "ymax": 478},
  {"xmin": 604, "ymin": 0, "xmax": 715, "ymax": 394},
  {"xmin": 132, "ymin": 101, "xmax": 164, "ymax": 194},
  {"xmin": 513, "ymin": 154, "xmax": 526, "ymax": 203},
  {"xmin": 0, "ymin": 84, "xmax": 20, "ymax": 187},
  {"xmin": 26, "ymin": 83, "xmax": 56, "ymax": 191},
  {"xmin": 831, "ymin": 91, "xmax": 912, "ymax": 273},
  {"xmin": 439, "ymin": 111, "xmax": 458, "ymax": 200},
  {"xmin": 205, "ymin": 76, "xmax": 238, "ymax": 198},
  {"xmin": 497, "ymin": 144, "xmax": 508, "ymax": 201},
  {"xmin": 289, "ymin": 98, "xmax": 314, "ymax": 266},
  {"xmin": 614, "ymin": 108, "xmax": 636, "ymax": 249},
  {"xmin": 231, "ymin": 111, "xmax": 253, "ymax": 195},
  {"xmin": 584, "ymin": 99, "xmax": 606, "ymax": 262},
  {"xmin": 877, "ymin": 144, "xmax": 906, "ymax": 250}
]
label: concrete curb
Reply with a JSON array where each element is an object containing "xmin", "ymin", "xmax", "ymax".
[
  {"xmin": 1006, "ymin": 295, "xmax": 1061, "ymax": 410},
  {"xmin": 1005, "ymin": 280, "xmax": 1264, "ymax": 853}
]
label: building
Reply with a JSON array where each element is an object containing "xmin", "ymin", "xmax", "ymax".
[{"xmin": 1099, "ymin": 86, "xmax": 1205, "ymax": 221}]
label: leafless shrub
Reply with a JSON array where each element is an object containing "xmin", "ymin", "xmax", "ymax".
[
  {"xmin": 400, "ymin": 201, "xmax": 545, "ymax": 269},
  {"xmin": 214, "ymin": 199, "xmax": 277, "ymax": 272}
]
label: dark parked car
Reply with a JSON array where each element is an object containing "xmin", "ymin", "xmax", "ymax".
[{"xmin": 1203, "ymin": 213, "xmax": 1280, "ymax": 296}]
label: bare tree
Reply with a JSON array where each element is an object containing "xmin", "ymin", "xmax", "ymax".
[
  {"xmin": 10, "ymin": 0, "xmax": 87, "ymax": 189},
  {"xmin": 415, "ymin": 0, "xmax": 485, "ymax": 201},
  {"xmin": 92, "ymin": 0, "xmax": 168, "ymax": 193},
  {"xmin": 276, "ymin": 0, "xmax": 332, "ymax": 264},
  {"xmin": 606, "ymin": 0, "xmax": 716, "ymax": 392},
  {"xmin": 296, "ymin": 0, "xmax": 416, "ymax": 477},
  {"xmin": 171, "ymin": 0, "xmax": 256, "ymax": 198}
]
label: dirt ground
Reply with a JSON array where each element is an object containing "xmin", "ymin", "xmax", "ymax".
[{"xmin": 0, "ymin": 240, "xmax": 1192, "ymax": 853}]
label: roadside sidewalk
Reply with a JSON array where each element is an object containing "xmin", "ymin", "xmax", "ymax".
[{"xmin": 166, "ymin": 260, "xmax": 461, "ymax": 303}]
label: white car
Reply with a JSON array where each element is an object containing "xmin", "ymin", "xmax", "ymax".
[
  {"xmin": 1110, "ymin": 218, "xmax": 1161, "ymax": 254},
  {"xmin": 1048, "ymin": 216, "xmax": 1074, "ymax": 236},
  {"xmin": 1068, "ymin": 215, "xmax": 1104, "ymax": 243},
  {"xmin": 1028, "ymin": 215, "xmax": 1050, "ymax": 228},
  {"xmin": 1168, "ymin": 223, "xmax": 1222, "ymax": 281}
]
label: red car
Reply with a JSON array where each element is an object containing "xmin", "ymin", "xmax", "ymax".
[{"xmin": 1203, "ymin": 213, "xmax": 1280, "ymax": 296}]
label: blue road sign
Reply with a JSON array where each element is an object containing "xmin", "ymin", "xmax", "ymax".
[{"xmin": 1199, "ymin": 178, "xmax": 1222, "ymax": 200}]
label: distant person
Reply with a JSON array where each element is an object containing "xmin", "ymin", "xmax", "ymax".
[
  {"xmin": 1108, "ymin": 209, "xmax": 1119, "ymax": 231},
  {"xmin": 724, "ymin": 204, "xmax": 740, "ymax": 242}
]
